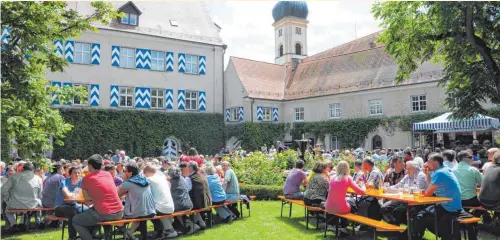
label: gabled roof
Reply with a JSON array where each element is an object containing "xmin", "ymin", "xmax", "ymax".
[
  {"xmin": 118, "ymin": 1, "xmax": 142, "ymax": 15},
  {"xmin": 228, "ymin": 32, "xmax": 443, "ymax": 101}
]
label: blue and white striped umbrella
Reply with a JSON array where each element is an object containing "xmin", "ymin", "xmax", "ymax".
[{"xmin": 413, "ymin": 112, "xmax": 500, "ymax": 132}]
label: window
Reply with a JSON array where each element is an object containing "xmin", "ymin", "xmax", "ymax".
[
  {"xmin": 328, "ymin": 103, "xmax": 341, "ymax": 119},
  {"xmin": 231, "ymin": 108, "xmax": 238, "ymax": 121},
  {"xmin": 295, "ymin": 27, "xmax": 301, "ymax": 35},
  {"xmin": 278, "ymin": 29, "xmax": 282, "ymax": 37},
  {"xmin": 169, "ymin": 19, "xmax": 178, "ymax": 27},
  {"xmin": 279, "ymin": 45, "xmax": 283, "ymax": 57},
  {"xmin": 185, "ymin": 54, "xmax": 198, "ymax": 74},
  {"xmin": 294, "ymin": 107, "xmax": 304, "ymax": 121},
  {"xmin": 119, "ymin": 87, "xmax": 134, "ymax": 107},
  {"xmin": 73, "ymin": 84, "xmax": 89, "ymax": 105},
  {"xmin": 185, "ymin": 91, "xmax": 198, "ymax": 110},
  {"xmin": 120, "ymin": 13, "xmax": 137, "ymax": 25},
  {"xmin": 120, "ymin": 47, "xmax": 135, "ymax": 68},
  {"xmin": 151, "ymin": 51, "xmax": 165, "ymax": 71},
  {"xmin": 74, "ymin": 42, "xmax": 91, "ymax": 64},
  {"xmin": 369, "ymin": 99, "xmax": 383, "ymax": 115},
  {"xmin": 295, "ymin": 43, "xmax": 302, "ymax": 55},
  {"xmin": 151, "ymin": 88, "xmax": 164, "ymax": 109},
  {"xmin": 411, "ymin": 95, "xmax": 427, "ymax": 112},
  {"xmin": 262, "ymin": 107, "xmax": 272, "ymax": 121}
]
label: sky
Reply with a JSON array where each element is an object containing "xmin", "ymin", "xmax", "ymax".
[{"xmin": 207, "ymin": 1, "xmax": 382, "ymax": 67}]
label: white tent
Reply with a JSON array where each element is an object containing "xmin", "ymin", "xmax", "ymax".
[{"xmin": 413, "ymin": 112, "xmax": 500, "ymax": 133}]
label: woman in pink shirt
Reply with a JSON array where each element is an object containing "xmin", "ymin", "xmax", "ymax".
[{"xmin": 324, "ymin": 161, "xmax": 365, "ymax": 231}]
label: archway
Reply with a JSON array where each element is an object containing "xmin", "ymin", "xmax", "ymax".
[
  {"xmin": 163, "ymin": 136, "xmax": 181, "ymax": 159},
  {"xmin": 279, "ymin": 45, "xmax": 283, "ymax": 57},
  {"xmin": 295, "ymin": 43, "xmax": 302, "ymax": 55},
  {"xmin": 372, "ymin": 135, "xmax": 382, "ymax": 150}
]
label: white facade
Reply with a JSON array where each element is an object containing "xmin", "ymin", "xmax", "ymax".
[{"xmin": 274, "ymin": 17, "xmax": 308, "ymax": 65}]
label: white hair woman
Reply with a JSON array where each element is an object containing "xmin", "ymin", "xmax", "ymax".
[
  {"xmin": 204, "ymin": 165, "xmax": 234, "ymax": 223},
  {"xmin": 324, "ymin": 161, "xmax": 365, "ymax": 232}
]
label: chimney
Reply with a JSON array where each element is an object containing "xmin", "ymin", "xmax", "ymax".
[{"xmin": 292, "ymin": 58, "xmax": 300, "ymax": 71}]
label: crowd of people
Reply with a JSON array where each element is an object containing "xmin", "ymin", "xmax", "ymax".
[
  {"xmin": 0, "ymin": 148, "xmax": 242, "ymax": 240},
  {"xmin": 283, "ymin": 144, "xmax": 500, "ymax": 239}
]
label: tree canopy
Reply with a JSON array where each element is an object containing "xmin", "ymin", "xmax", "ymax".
[
  {"xmin": 372, "ymin": 1, "xmax": 500, "ymax": 118},
  {"xmin": 1, "ymin": 2, "xmax": 119, "ymax": 163}
]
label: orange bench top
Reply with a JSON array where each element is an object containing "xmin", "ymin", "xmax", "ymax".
[
  {"xmin": 334, "ymin": 213, "xmax": 405, "ymax": 232},
  {"xmin": 45, "ymin": 215, "xmax": 69, "ymax": 221},
  {"xmin": 459, "ymin": 217, "xmax": 481, "ymax": 224}
]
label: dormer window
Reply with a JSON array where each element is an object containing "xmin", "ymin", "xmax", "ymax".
[
  {"xmin": 118, "ymin": 1, "xmax": 142, "ymax": 26},
  {"xmin": 121, "ymin": 13, "xmax": 137, "ymax": 25}
]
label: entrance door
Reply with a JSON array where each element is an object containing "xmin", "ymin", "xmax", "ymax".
[{"xmin": 372, "ymin": 135, "xmax": 382, "ymax": 150}]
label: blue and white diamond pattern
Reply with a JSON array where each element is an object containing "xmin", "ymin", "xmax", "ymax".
[
  {"xmin": 225, "ymin": 109, "xmax": 231, "ymax": 121},
  {"xmin": 238, "ymin": 107, "xmax": 244, "ymax": 121},
  {"xmin": 165, "ymin": 89, "xmax": 174, "ymax": 110},
  {"xmin": 65, "ymin": 40, "xmax": 74, "ymax": 62},
  {"xmin": 1, "ymin": 26, "xmax": 10, "ymax": 45},
  {"xmin": 63, "ymin": 83, "xmax": 73, "ymax": 105},
  {"xmin": 53, "ymin": 40, "xmax": 63, "ymax": 57},
  {"xmin": 90, "ymin": 84, "xmax": 99, "ymax": 106},
  {"xmin": 110, "ymin": 85, "xmax": 119, "ymax": 107},
  {"xmin": 177, "ymin": 90, "xmax": 185, "ymax": 110},
  {"xmin": 51, "ymin": 82, "xmax": 62, "ymax": 105},
  {"xmin": 198, "ymin": 56, "xmax": 206, "ymax": 75},
  {"xmin": 178, "ymin": 53, "xmax": 186, "ymax": 73},
  {"xmin": 257, "ymin": 106, "xmax": 263, "ymax": 121},
  {"xmin": 273, "ymin": 108, "xmax": 279, "ymax": 121},
  {"xmin": 91, "ymin": 43, "xmax": 100, "ymax": 65},
  {"xmin": 166, "ymin": 52, "xmax": 174, "ymax": 72},
  {"xmin": 135, "ymin": 48, "xmax": 151, "ymax": 69},
  {"xmin": 135, "ymin": 87, "xmax": 151, "ymax": 108},
  {"xmin": 163, "ymin": 138, "xmax": 178, "ymax": 159},
  {"xmin": 199, "ymin": 91, "xmax": 206, "ymax": 111},
  {"xmin": 111, "ymin": 46, "xmax": 120, "ymax": 67}
]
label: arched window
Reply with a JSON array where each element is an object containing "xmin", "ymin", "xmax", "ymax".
[
  {"xmin": 279, "ymin": 45, "xmax": 283, "ymax": 57},
  {"xmin": 295, "ymin": 43, "xmax": 302, "ymax": 55}
]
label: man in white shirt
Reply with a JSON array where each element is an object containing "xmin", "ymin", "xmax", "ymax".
[
  {"xmin": 442, "ymin": 149, "xmax": 458, "ymax": 171},
  {"xmin": 482, "ymin": 148, "xmax": 499, "ymax": 172}
]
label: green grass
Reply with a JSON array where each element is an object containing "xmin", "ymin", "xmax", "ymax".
[{"xmin": 2, "ymin": 201, "xmax": 499, "ymax": 240}]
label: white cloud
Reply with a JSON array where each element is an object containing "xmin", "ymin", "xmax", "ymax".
[{"xmin": 207, "ymin": 1, "xmax": 382, "ymax": 67}]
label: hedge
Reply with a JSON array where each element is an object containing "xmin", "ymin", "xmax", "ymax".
[
  {"xmin": 239, "ymin": 184, "xmax": 284, "ymax": 200},
  {"xmin": 225, "ymin": 122, "xmax": 289, "ymax": 151},
  {"xmin": 51, "ymin": 108, "xmax": 225, "ymax": 159}
]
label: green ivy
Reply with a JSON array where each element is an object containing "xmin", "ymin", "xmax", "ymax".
[
  {"xmin": 52, "ymin": 108, "xmax": 225, "ymax": 159},
  {"xmin": 224, "ymin": 122, "xmax": 289, "ymax": 151}
]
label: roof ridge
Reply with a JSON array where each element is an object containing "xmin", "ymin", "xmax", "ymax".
[
  {"xmin": 301, "ymin": 45, "xmax": 386, "ymax": 64},
  {"xmin": 231, "ymin": 56, "xmax": 283, "ymax": 66}
]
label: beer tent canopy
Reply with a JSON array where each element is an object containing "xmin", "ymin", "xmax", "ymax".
[{"xmin": 413, "ymin": 112, "xmax": 500, "ymax": 133}]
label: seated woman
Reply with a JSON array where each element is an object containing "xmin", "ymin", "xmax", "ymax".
[
  {"xmin": 204, "ymin": 165, "xmax": 234, "ymax": 223},
  {"xmin": 167, "ymin": 167, "xmax": 196, "ymax": 234},
  {"xmin": 303, "ymin": 162, "xmax": 329, "ymax": 207},
  {"xmin": 325, "ymin": 161, "xmax": 365, "ymax": 233}
]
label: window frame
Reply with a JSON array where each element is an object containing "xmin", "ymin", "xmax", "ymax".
[
  {"xmin": 185, "ymin": 90, "xmax": 198, "ymax": 111},
  {"xmin": 294, "ymin": 107, "xmax": 304, "ymax": 122},
  {"xmin": 279, "ymin": 45, "xmax": 284, "ymax": 57},
  {"xmin": 119, "ymin": 47, "xmax": 135, "ymax": 69},
  {"xmin": 278, "ymin": 29, "xmax": 282, "ymax": 37},
  {"xmin": 119, "ymin": 86, "xmax": 134, "ymax": 108},
  {"xmin": 150, "ymin": 88, "xmax": 165, "ymax": 109},
  {"xmin": 295, "ymin": 27, "xmax": 302, "ymax": 35},
  {"xmin": 73, "ymin": 42, "xmax": 91, "ymax": 65},
  {"xmin": 184, "ymin": 54, "xmax": 199, "ymax": 74},
  {"xmin": 150, "ymin": 50, "xmax": 165, "ymax": 71},
  {"xmin": 368, "ymin": 99, "xmax": 384, "ymax": 116},
  {"xmin": 72, "ymin": 83, "xmax": 90, "ymax": 106},
  {"xmin": 295, "ymin": 42, "xmax": 302, "ymax": 55},
  {"xmin": 230, "ymin": 107, "xmax": 239, "ymax": 122},
  {"xmin": 120, "ymin": 13, "xmax": 129, "ymax": 24},
  {"xmin": 410, "ymin": 94, "xmax": 427, "ymax": 113},
  {"xmin": 129, "ymin": 14, "xmax": 138, "ymax": 25},
  {"xmin": 328, "ymin": 103, "xmax": 341, "ymax": 119},
  {"xmin": 262, "ymin": 107, "xmax": 272, "ymax": 122}
]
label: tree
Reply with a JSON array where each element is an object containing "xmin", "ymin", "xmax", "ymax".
[
  {"xmin": 372, "ymin": 2, "xmax": 500, "ymax": 118},
  {"xmin": 1, "ymin": 2, "xmax": 120, "ymax": 163}
]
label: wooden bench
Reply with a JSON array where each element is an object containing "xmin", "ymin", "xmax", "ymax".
[
  {"xmin": 278, "ymin": 195, "xmax": 334, "ymax": 230},
  {"xmin": 324, "ymin": 212, "xmax": 405, "ymax": 238},
  {"xmin": 6, "ymin": 207, "xmax": 55, "ymax": 230},
  {"xmin": 459, "ymin": 217, "xmax": 481, "ymax": 240},
  {"xmin": 45, "ymin": 215, "xmax": 69, "ymax": 240}
]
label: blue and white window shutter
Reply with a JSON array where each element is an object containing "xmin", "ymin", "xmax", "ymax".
[
  {"xmin": 177, "ymin": 90, "xmax": 185, "ymax": 110},
  {"xmin": 257, "ymin": 106, "xmax": 263, "ymax": 121},
  {"xmin": 111, "ymin": 46, "xmax": 120, "ymax": 67},
  {"xmin": 53, "ymin": 40, "xmax": 63, "ymax": 57},
  {"xmin": 91, "ymin": 43, "xmax": 100, "ymax": 65},
  {"xmin": 198, "ymin": 56, "xmax": 206, "ymax": 75},
  {"xmin": 178, "ymin": 53, "xmax": 186, "ymax": 73},
  {"xmin": 166, "ymin": 52, "xmax": 174, "ymax": 72},
  {"xmin": 135, "ymin": 87, "xmax": 151, "ymax": 108},
  {"xmin": 238, "ymin": 107, "xmax": 244, "ymax": 121},
  {"xmin": 110, "ymin": 85, "xmax": 119, "ymax": 107},
  {"xmin": 165, "ymin": 89, "xmax": 174, "ymax": 110},
  {"xmin": 63, "ymin": 83, "xmax": 73, "ymax": 105},
  {"xmin": 273, "ymin": 108, "xmax": 279, "ymax": 121},
  {"xmin": 65, "ymin": 40, "xmax": 74, "ymax": 62},
  {"xmin": 90, "ymin": 84, "xmax": 99, "ymax": 106},
  {"xmin": 135, "ymin": 48, "xmax": 151, "ymax": 69},
  {"xmin": 199, "ymin": 91, "xmax": 206, "ymax": 111},
  {"xmin": 51, "ymin": 82, "xmax": 62, "ymax": 105},
  {"xmin": 225, "ymin": 108, "xmax": 231, "ymax": 121}
]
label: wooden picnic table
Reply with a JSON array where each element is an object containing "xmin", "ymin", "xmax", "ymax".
[{"xmin": 347, "ymin": 188, "xmax": 451, "ymax": 240}]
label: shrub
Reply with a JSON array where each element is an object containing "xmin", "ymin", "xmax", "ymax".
[
  {"xmin": 228, "ymin": 151, "xmax": 287, "ymax": 186},
  {"xmin": 239, "ymin": 184, "xmax": 283, "ymax": 200}
]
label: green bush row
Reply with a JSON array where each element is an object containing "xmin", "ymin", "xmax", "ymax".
[{"xmin": 240, "ymin": 184, "xmax": 284, "ymax": 200}]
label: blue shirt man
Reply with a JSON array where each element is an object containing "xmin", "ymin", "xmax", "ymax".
[{"xmin": 425, "ymin": 154, "xmax": 462, "ymax": 212}]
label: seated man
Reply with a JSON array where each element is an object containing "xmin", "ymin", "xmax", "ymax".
[
  {"xmin": 384, "ymin": 155, "xmax": 406, "ymax": 186},
  {"xmin": 186, "ymin": 161, "xmax": 211, "ymax": 229},
  {"xmin": 73, "ymin": 154, "xmax": 124, "ymax": 240},
  {"xmin": 352, "ymin": 160, "xmax": 363, "ymax": 181},
  {"xmin": 118, "ymin": 162, "xmax": 156, "ymax": 240},
  {"xmin": 143, "ymin": 164, "xmax": 177, "ymax": 239},
  {"xmin": 204, "ymin": 165, "xmax": 234, "ymax": 223},
  {"xmin": 167, "ymin": 167, "xmax": 195, "ymax": 234},
  {"xmin": 1, "ymin": 162, "xmax": 43, "ymax": 233},
  {"xmin": 41, "ymin": 164, "xmax": 65, "ymax": 208},
  {"xmin": 381, "ymin": 160, "xmax": 427, "ymax": 225},
  {"xmin": 104, "ymin": 164, "xmax": 123, "ymax": 187},
  {"xmin": 283, "ymin": 160, "xmax": 307, "ymax": 200},
  {"xmin": 357, "ymin": 157, "xmax": 384, "ymax": 221},
  {"xmin": 222, "ymin": 161, "xmax": 240, "ymax": 218}
]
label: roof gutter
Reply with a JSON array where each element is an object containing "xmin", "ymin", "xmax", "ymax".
[{"xmin": 222, "ymin": 44, "xmax": 227, "ymax": 115}]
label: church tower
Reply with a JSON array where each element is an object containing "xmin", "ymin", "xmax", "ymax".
[{"xmin": 272, "ymin": 1, "xmax": 309, "ymax": 65}]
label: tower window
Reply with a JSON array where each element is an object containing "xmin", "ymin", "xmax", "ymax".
[
  {"xmin": 278, "ymin": 29, "xmax": 282, "ymax": 37},
  {"xmin": 295, "ymin": 27, "xmax": 301, "ymax": 35},
  {"xmin": 295, "ymin": 43, "xmax": 302, "ymax": 55},
  {"xmin": 279, "ymin": 45, "xmax": 283, "ymax": 57}
]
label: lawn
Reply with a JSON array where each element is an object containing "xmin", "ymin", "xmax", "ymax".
[{"xmin": 2, "ymin": 201, "xmax": 499, "ymax": 240}]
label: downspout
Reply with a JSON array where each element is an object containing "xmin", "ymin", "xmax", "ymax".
[
  {"xmin": 251, "ymin": 98, "xmax": 255, "ymax": 123},
  {"xmin": 221, "ymin": 44, "xmax": 227, "ymax": 115}
]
